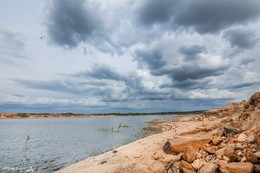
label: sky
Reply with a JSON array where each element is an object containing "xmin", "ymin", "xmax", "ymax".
[{"xmin": 0, "ymin": 0, "xmax": 260, "ymax": 113}]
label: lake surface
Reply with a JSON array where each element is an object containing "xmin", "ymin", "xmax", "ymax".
[{"xmin": 0, "ymin": 115, "xmax": 186, "ymax": 172}]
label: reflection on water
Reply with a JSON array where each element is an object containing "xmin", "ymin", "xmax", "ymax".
[{"xmin": 0, "ymin": 115, "xmax": 186, "ymax": 172}]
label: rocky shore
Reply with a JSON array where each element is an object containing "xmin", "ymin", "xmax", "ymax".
[{"xmin": 58, "ymin": 92, "xmax": 260, "ymax": 173}]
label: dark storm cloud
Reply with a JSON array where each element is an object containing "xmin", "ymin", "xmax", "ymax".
[
  {"xmin": 173, "ymin": 79, "xmax": 212, "ymax": 90},
  {"xmin": 75, "ymin": 65, "xmax": 124, "ymax": 81},
  {"xmin": 14, "ymin": 79, "xmax": 86, "ymax": 95},
  {"xmin": 134, "ymin": 41, "xmax": 233, "ymax": 92},
  {"xmin": 135, "ymin": 48, "xmax": 166, "ymax": 72},
  {"xmin": 134, "ymin": 44, "xmax": 230, "ymax": 85},
  {"xmin": 160, "ymin": 79, "xmax": 213, "ymax": 90},
  {"xmin": 223, "ymin": 28, "xmax": 259, "ymax": 50},
  {"xmin": 73, "ymin": 64, "xmax": 177, "ymax": 101},
  {"xmin": 168, "ymin": 64, "xmax": 229, "ymax": 81},
  {"xmin": 179, "ymin": 44, "xmax": 206, "ymax": 61},
  {"xmin": 137, "ymin": 0, "xmax": 260, "ymax": 34},
  {"xmin": 137, "ymin": 0, "xmax": 175, "ymax": 26},
  {"xmin": 228, "ymin": 82, "xmax": 260, "ymax": 89},
  {"xmin": 45, "ymin": 0, "xmax": 101, "ymax": 48}
]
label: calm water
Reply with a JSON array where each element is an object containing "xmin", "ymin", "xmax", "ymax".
[{"xmin": 0, "ymin": 115, "xmax": 185, "ymax": 172}]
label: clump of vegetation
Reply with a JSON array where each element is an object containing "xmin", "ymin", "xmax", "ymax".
[
  {"xmin": 17, "ymin": 113, "xmax": 29, "ymax": 118},
  {"xmin": 99, "ymin": 123, "xmax": 131, "ymax": 149},
  {"xmin": 21, "ymin": 135, "xmax": 30, "ymax": 173},
  {"xmin": 99, "ymin": 123, "xmax": 130, "ymax": 132}
]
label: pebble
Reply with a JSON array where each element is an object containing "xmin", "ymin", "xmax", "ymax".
[
  {"xmin": 223, "ymin": 156, "xmax": 230, "ymax": 162},
  {"xmin": 237, "ymin": 134, "xmax": 248, "ymax": 142},
  {"xmin": 247, "ymin": 135, "xmax": 256, "ymax": 143}
]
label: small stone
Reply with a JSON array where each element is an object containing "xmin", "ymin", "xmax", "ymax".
[
  {"xmin": 215, "ymin": 145, "xmax": 235, "ymax": 157},
  {"xmin": 205, "ymin": 146, "xmax": 217, "ymax": 154},
  {"xmin": 205, "ymin": 155, "xmax": 214, "ymax": 162},
  {"xmin": 237, "ymin": 134, "xmax": 248, "ymax": 142},
  {"xmin": 216, "ymin": 160, "xmax": 228, "ymax": 165},
  {"xmin": 179, "ymin": 160, "xmax": 196, "ymax": 173},
  {"xmin": 223, "ymin": 156, "xmax": 230, "ymax": 162},
  {"xmin": 163, "ymin": 141, "xmax": 172, "ymax": 154},
  {"xmin": 212, "ymin": 136, "xmax": 222, "ymax": 145},
  {"xmin": 217, "ymin": 155, "xmax": 222, "ymax": 159},
  {"xmin": 235, "ymin": 143, "xmax": 244, "ymax": 150},
  {"xmin": 245, "ymin": 151, "xmax": 258, "ymax": 164},
  {"xmin": 241, "ymin": 156, "xmax": 247, "ymax": 162},
  {"xmin": 237, "ymin": 151, "xmax": 242, "ymax": 156},
  {"xmin": 192, "ymin": 159, "xmax": 206, "ymax": 170},
  {"xmin": 255, "ymin": 151, "xmax": 260, "ymax": 158},
  {"xmin": 219, "ymin": 143, "xmax": 227, "ymax": 148},
  {"xmin": 99, "ymin": 160, "xmax": 107, "ymax": 164},
  {"xmin": 224, "ymin": 126, "xmax": 238, "ymax": 135},
  {"xmin": 183, "ymin": 145, "xmax": 196, "ymax": 163},
  {"xmin": 198, "ymin": 163, "xmax": 218, "ymax": 173},
  {"xmin": 196, "ymin": 152, "xmax": 202, "ymax": 159},
  {"xmin": 226, "ymin": 154, "xmax": 239, "ymax": 162},
  {"xmin": 247, "ymin": 135, "xmax": 256, "ymax": 143}
]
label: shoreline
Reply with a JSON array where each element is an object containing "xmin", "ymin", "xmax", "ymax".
[
  {"xmin": 0, "ymin": 113, "xmax": 195, "ymax": 120},
  {"xmin": 57, "ymin": 92, "xmax": 260, "ymax": 173}
]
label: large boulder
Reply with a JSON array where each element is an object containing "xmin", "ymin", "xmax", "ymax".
[
  {"xmin": 163, "ymin": 133, "xmax": 212, "ymax": 155},
  {"xmin": 219, "ymin": 162, "xmax": 254, "ymax": 173}
]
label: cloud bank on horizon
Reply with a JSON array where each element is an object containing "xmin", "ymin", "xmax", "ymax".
[{"xmin": 0, "ymin": 0, "xmax": 259, "ymax": 113}]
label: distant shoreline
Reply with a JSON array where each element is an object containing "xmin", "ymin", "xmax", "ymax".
[{"xmin": 0, "ymin": 111, "xmax": 204, "ymax": 119}]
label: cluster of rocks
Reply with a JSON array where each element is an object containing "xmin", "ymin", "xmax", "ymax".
[
  {"xmin": 161, "ymin": 92, "xmax": 260, "ymax": 173},
  {"xmin": 162, "ymin": 126, "xmax": 259, "ymax": 173}
]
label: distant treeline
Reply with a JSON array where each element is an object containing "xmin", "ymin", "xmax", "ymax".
[
  {"xmin": 15, "ymin": 110, "xmax": 206, "ymax": 117},
  {"xmin": 93, "ymin": 110, "xmax": 206, "ymax": 116}
]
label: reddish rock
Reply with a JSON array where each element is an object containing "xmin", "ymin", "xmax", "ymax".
[
  {"xmin": 183, "ymin": 145, "xmax": 196, "ymax": 163},
  {"xmin": 164, "ymin": 133, "xmax": 212, "ymax": 154},
  {"xmin": 198, "ymin": 163, "xmax": 218, "ymax": 173},
  {"xmin": 215, "ymin": 160, "xmax": 228, "ymax": 165},
  {"xmin": 223, "ymin": 156, "xmax": 230, "ymax": 162},
  {"xmin": 215, "ymin": 145, "xmax": 235, "ymax": 157},
  {"xmin": 226, "ymin": 154, "xmax": 239, "ymax": 162},
  {"xmin": 249, "ymin": 92, "xmax": 260, "ymax": 106},
  {"xmin": 212, "ymin": 136, "xmax": 222, "ymax": 145},
  {"xmin": 219, "ymin": 162, "xmax": 254, "ymax": 173},
  {"xmin": 179, "ymin": 160, "xmax": 196, "ymax": 173},
  {"xmin": 205, "ymin": 146, "xmax": 217, "ymax": 154},
  {"xmin": 237, "ymin": 133, "xmax": 248, "ymax": 142},
  {"xmin": 192, "ymin": 159, "xmax": 206, "ymax": 170},
  {"xmin": 205, "ymin": 155, "xmax": 215, "ymax": 162},
  {"xmin": 247, "ymin": 135, "xmax": 256, "ymax": 143},
  {"xmin": 254, "ymin": 165, "xmax": 260, "ymax": 173},
  {"xmin": 245, "ymin": 151, "xmax": 258, "ymax": 164},
  {"xmin": 255, "ymin": 151, "xmax": 260, "ymax": 159}
]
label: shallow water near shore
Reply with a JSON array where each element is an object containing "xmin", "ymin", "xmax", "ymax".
[{"xmin": 0, "ymin": 115, "xmax": 186, "ymax": 172}]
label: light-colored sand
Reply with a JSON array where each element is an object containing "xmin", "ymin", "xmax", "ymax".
[{"xmin": 57, "ymin": 116, "xmax": 220, "ymax": 173}]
